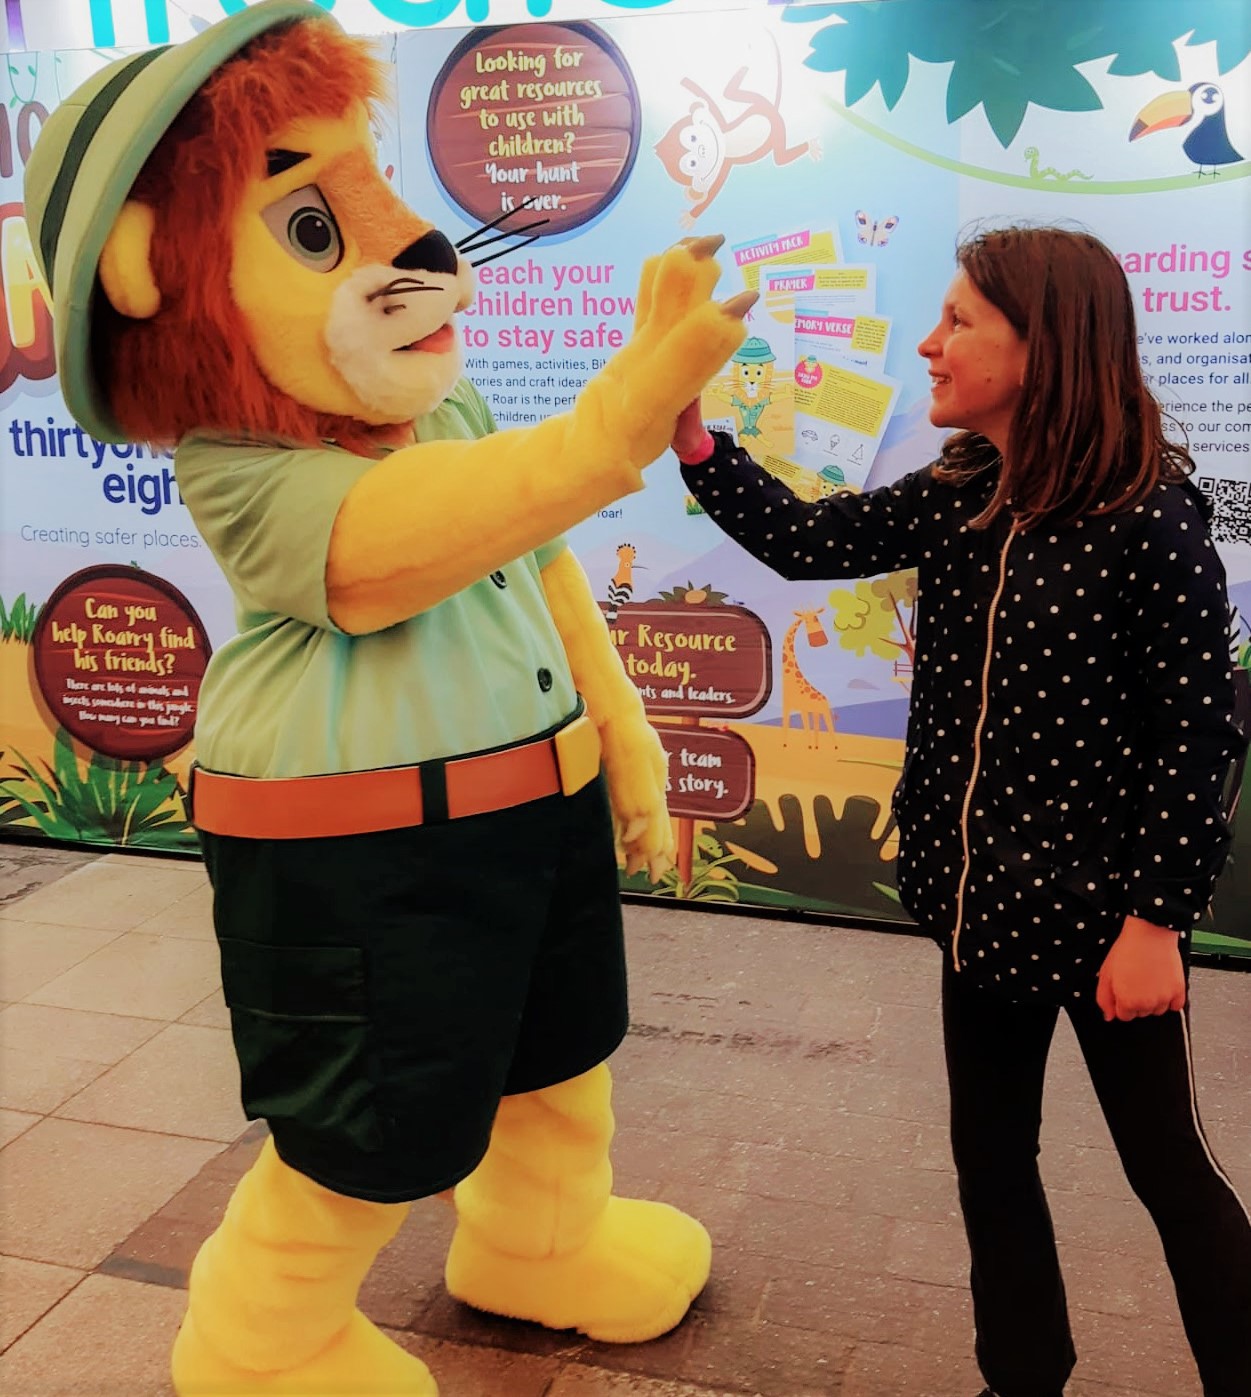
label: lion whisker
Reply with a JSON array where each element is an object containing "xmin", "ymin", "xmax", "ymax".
[
  {"xmin": 468, "ymin": 231, "xmax": 545, "ymax": 269},
  {"xmin": 452, "ymin": 196, "xmax": 551, "ymax": 269},
  {"xmin": 459, "ymin": 217, "xmax": 550, "ymax": 259},
  {"xmin": 365, "ymin": 278, "xmax": 438, "ymax": 303},
  {"xmin": 455, "ymin": 196, "xmax": 540, "ymax": 250}
]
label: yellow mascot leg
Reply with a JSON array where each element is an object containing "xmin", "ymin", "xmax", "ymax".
[
  {"xmin": 171, "ymin": 1138, "xmax": 437, "ymax": 1395},
  {"xmin": 445, "ymin": 1064, "xmax": 710, "ymax": 1343}
]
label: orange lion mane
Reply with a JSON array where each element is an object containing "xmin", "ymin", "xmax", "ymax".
[{"xmin": 96, "ymin": 19, "xmax": 391, "ymax": 454}]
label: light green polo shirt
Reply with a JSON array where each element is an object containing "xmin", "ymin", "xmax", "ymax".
[{"xmin": 176, "ymin": 379, "xmax": 576, "ymax": 778}]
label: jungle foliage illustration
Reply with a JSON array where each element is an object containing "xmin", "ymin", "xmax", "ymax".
[
  {"xmin": 626, "ymin": 829, "xmax": 746, "ymax": 903},
  {"xmin": 709, "ymin": 793, "xmax": 902, "ymax": 920},
  {"xmin": 784, "ymin": 0, "xmax": 1251, "ymax": 146},
  {"xmin": 1, "ymin": 729, "xmax": 195, "ymax": 849},
  {"xmin": 0, "ymin": 590, "xmax": 195, "ymax": 850}
]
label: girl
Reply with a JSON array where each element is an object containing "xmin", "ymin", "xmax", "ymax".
[{"xmin": 673, "ymin": 225, "xmax": 1251, "ymax": 1397}]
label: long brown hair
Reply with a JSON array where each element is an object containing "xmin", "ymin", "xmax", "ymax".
[{"xmin": 933, "ymin": 225, "xmax": 1193, "ymax": 529}]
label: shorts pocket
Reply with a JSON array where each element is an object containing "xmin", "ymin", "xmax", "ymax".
[{"xmin": 218, "ymin": 937, "xmax": 382, "ymax": 1153}]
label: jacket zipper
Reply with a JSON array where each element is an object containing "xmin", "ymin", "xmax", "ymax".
[{"xmin": 951, "ymin": 522, "xmax": 1019, "ymax": 970}]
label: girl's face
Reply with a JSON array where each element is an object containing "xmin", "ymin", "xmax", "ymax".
[{"xmin": 917, "ymin": 270, "xmax": 1029, "ymax": 453}]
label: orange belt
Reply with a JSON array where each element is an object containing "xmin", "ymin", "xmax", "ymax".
[{"xmin": 189, "ymin": 712, "xmax": 602, "ymax": 841}]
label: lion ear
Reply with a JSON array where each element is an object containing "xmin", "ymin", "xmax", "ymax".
[{"xmin": 99, "ymin": 201, "xmax": 161, "ymax": 320}]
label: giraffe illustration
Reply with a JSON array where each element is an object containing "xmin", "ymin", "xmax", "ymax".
[
  {"xmin": 781, "ymin": 608, "xmax": 837, "ymax": 749},
  {"xmin": 605, "ymin": 543, "xmax": 637, "ymax": 622}
]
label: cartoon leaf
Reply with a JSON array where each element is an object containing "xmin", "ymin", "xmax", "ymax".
[
  {"xmin": 1100, "ymin": 0, "xmax": 1187, "ymax": 80},
  {"xmin": 1026, "ymin": 60, "xmax": 1109, "ymax": 113},
  {"xmin": 786, "ymin": 0, "xmax": 1246, "ymax": 148},
  {"xmin": 783, "ymin": 0, "xmax": 1245, "ymax": 147},
  {"xmin": 946, "ymin": 34, "xmax": 1102, "ymax": 146},
  {"xmin": 792, "ymin": 0, "xmax": 966, "ymax": 97},
  {"xmin": 781, "ymin": 2, "xmax": 842, "ymax": 21},
  {"xmin": 1187, "ymin": 14, "xmax": 1251, "ymax": 74},
  {"xmin": 1106, "ymin": 43, "xmax": 1181, "ymax": 81},
  {"xmin": 0, "ymin": 592, "xmax": 40, "ymax": 642},
  {"xmin": 850, "ymin": 43, "xmax": 909, "ymax": 109},
  {"xmin": 1060, "ymin": 20, "xmax": 1114, "ymax": 65},
  {"xmin": 802, "ymin": 8, "xmax": 914, "ymax": 110}
]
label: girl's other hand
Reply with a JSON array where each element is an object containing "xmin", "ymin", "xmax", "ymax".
[{"xmin": 1096, "ymin": 915, "xmax": 1187, "ymax": 1022}]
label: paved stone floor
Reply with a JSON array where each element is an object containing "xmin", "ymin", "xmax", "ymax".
[{"xmin": 1, "ymin": 837, "xmax": 1248, "ymax": 1395}]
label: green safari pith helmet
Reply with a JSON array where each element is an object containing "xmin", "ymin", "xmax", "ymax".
[{"xmin": 732, "ymin": 337, "xmax": 777, "ymax": 365}]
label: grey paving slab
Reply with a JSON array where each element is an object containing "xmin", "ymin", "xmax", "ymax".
[
  {"xmin": 0, "ymin": 838, "xmax": 102, "ymax": 909},
  {"xmin": 4, "ymin": 846, "xmax": 1248, "ymax": 1396}
]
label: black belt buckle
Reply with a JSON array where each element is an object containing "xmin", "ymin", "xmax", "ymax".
[
  {"xmin": 418, "ymin": 759, "xmax": 449, "ymax": 824},
  {"xmin": 185, "ymin": 762, "xmax": 198, "ymax": 824}
]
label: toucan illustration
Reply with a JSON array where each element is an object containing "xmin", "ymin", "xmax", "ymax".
[{"xmin": 1129, "ymin": 82, "xmax": 1244, "ymax": 177}]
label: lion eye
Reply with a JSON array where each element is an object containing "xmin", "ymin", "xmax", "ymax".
[
  {"xmin": 262, "ymin": 185, "xmax": 343, "ymax": 272},
  {"xmin": 289, "ymin": 209, "xmax": 338, "ymax": 262}
]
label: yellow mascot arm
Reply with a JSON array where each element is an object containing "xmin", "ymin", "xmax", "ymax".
[
  {"xmin": 327, "ymin": 240, "xmax": 752, "ymax": 634},
  {"xmin": 541, "ymin": 548, "xmax": 674, "ymax": 882}
]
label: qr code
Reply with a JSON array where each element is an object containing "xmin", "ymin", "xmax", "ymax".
[{"xmin": 1196, "ymin": 475, "xmax": 1251, "ymax": 545}]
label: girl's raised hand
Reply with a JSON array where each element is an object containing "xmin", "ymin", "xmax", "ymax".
[{"xmin": 671, "ymin": 398, "xmax": 709, "ymax": 461}]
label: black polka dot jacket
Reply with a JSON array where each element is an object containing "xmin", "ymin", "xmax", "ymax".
[{"xmin": 681, "ymin": 432, "xmax": 1247, "ymax": 1001}]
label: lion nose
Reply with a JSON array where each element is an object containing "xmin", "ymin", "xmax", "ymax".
[{"xmin": 393, "ymin": 230, "xmax": 458, "ymax": 274}]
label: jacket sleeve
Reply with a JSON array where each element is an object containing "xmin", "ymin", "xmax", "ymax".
[
  {"xmin": 1119, "ymin": 486, "xmax": 1248, "ymax": 930},
  {"xmin": 680, "ymin": 430, "xmax": 929, "ymax": 580}
]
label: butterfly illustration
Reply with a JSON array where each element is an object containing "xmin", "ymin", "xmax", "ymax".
[{"xmin": 855, "ymin": 211, "xmax": 899, "ymax": 246}]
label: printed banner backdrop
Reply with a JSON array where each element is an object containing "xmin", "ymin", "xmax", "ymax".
[
  {"xmin": 1, "ymin": 0, "xmax": 1249, "ymax": 959},
  {"xmin": 0, "ymin": 34, "xmax": 405, "ymax": 851}
]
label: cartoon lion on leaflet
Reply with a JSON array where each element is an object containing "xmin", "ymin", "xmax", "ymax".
[{"xmin": 24, "ymin": 2, "xmax": 751, "ymax": 1392}]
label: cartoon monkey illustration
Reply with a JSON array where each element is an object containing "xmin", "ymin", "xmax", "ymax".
[{"xmin": 655, "ymin": 41, "xmax": 821, "ymax": 228}]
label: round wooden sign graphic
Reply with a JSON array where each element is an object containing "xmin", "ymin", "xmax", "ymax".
[
  {"xmin": 427, "ymin": 23, "xmax": 641, "ymax": 239},
  {"xmin": 32, "ymin": 565, "xmax": 211, "ymax": 761}
]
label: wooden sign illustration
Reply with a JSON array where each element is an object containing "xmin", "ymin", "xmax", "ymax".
[
  {"xmin": 427, "ymin": 22, "xmax": 640, "ymax": 237},
  {"xmin": 657, "ymin": 724, "xmax": 755, "ymax": 822},
  {"xmin": 605, "ymin": 601, "xmax": 772, "ymax": 890},
  {"xmin": 32, "ymin": 565, "xmax": 210, "ymax": 761},
  {"xmin": 604, "ymin": 603, "xmax": 772, "ymax": 718}
]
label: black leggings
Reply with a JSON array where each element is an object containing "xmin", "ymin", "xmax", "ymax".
[{"xmin": 942, "ymin": 962, "xmax": 1251, "ymax": 1397}]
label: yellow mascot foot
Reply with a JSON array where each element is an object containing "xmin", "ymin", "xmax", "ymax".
[
  {"xmin": 171, "ymin": 1307, "xmax": 438, "ymax": 1396},
  {"xmin": 445, "ymin": 1196, "xmax": 711, "ymax": 1343}
]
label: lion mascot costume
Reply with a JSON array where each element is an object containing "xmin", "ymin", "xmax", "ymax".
[{"xmin": 23, "ymin": 2, "xmax": 750, "ymax": 1391}]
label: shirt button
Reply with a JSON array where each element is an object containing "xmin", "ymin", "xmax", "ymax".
[
  {"xmin": 490, "ymin": 570, "xmax": 507, "ymax": 589},
  {"xmin": 537, "ymin": 668, "xmax": 553, "ymax": 692}
]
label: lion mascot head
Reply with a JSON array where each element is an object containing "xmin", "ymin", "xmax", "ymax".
[{"xmin": 26, "ymin": 0, "xmax": 475, "ymax": 456}]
